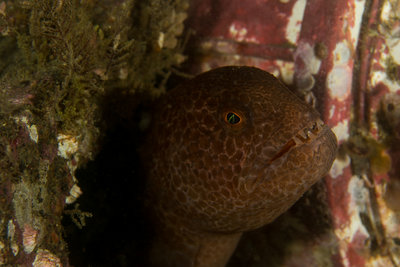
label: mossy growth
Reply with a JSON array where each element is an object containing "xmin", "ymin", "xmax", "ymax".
[
  {"xmin": 0, "ymin": 0, "xmax": 188, "ymax": 265},
  {"xmin": 385, "ymin": 55, "xmax": 400, "ymax": 85}
]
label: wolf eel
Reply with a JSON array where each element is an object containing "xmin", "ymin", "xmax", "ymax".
[{"xmin": 142, "ymin": 66, "xmax": 337, "ymax": 266}]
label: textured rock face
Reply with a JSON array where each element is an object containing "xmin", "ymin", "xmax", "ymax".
[{"xmin": 143, "ymin": 66, "xmax": 337, "ymax": 266}]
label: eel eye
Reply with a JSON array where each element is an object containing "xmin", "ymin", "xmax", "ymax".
[{"xmin": 226, "ymin": 112, "xmax": 241, "ymax": 125}]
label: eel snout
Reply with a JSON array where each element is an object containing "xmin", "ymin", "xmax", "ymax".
[{"xmin": 268, "ymin": 119, "xmax": 327, "ymax": 164}]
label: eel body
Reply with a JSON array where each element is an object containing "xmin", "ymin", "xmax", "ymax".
[{"xmin": 142, "ymin": 66, "xmax": 337, "ymax": 266}]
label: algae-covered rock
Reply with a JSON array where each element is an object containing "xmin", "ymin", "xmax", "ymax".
[{"xmin": 0, "ymin": 0, "xmax": 187, "ymax": 265}]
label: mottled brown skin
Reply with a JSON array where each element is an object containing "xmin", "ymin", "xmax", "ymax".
[{"xmin": 143, "ymin": 66, "xmax": 337, "ymax": 266}]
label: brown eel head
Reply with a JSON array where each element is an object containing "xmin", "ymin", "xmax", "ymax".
[{"xmin": 145, "ymin": 66, "xmax": 337, "ymax": 235}]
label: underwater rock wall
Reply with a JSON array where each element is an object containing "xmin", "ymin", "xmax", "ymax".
[
  {"xmin": 184, "ymin": 0, "xmax": 400, "ymax": 266},
  {"xmin": 0, "ymin": 0, "xmax": 187, "ymax": 265}
]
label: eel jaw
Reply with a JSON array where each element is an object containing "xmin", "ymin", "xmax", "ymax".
[{"xmin": 268, "ymin": 119, "xmax": 326, "ymax": 164}]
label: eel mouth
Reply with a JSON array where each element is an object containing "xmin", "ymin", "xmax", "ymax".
[{"xmin": 268, "ymin": 119, "xmax": 326, "ymax": 164}]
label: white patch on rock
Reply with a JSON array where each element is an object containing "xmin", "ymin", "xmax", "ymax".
[
  {"xmin": 329, "ymin": 155, "xmax": 351, "ymax": 179},
  {"xmin": 331, "ymin": 119, "xmax": 349, "ymax": 142},
  {"xmin": 65, "ymin": 184, "xmax": 83, "ymax": 204},
  {"xmin": 286, "ymin": 0, "xmax": 306, "ymax": 44},
  {"xmin": 57, "ymin": 134, "xmax": 78, "ymax": 159}
]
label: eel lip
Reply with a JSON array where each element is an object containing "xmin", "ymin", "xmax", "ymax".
[{"xmin": 268, "ymin": 119, "xmax": 326, "ymax": 164}]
